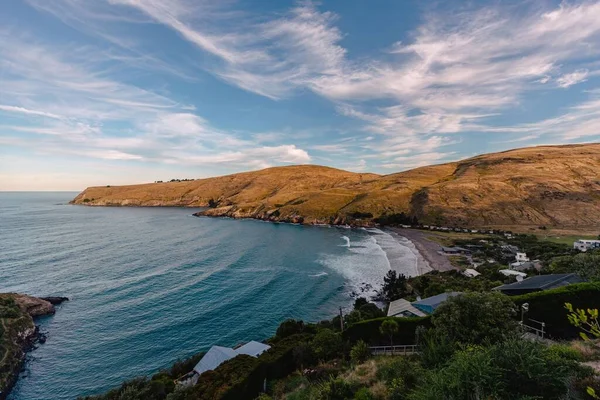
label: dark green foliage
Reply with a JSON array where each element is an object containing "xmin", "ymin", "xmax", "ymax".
[
  {"xmin": 410, "ymin": 339, "xmax": 579, "ymax": 400},
  {"xmin": 342, "ymin": 316, "xmax": 431, "ymax": 345},
  {"xmin": 208, "ymin": 199, "xmax": 218, "ymax": 208},
  {"xmin": 82, "ymin": 198, "xmax": 90, "ymax": 203},
  {"xmin": 349, "ymin": 212, "xmax": 373, "ymax": 219},
  {"xmin": 376, "ymin": 357, "xmax": 423, "ymax": 389},
  {"xmin": 431, "ymin": 292, "xmax": 518, "ymax": 345},
  {"xmin": 380, "ymin": 270, "xmax": 408, "ymax": 301},
  {"xmin": 349, "ymin": 340, "xmax": 370, "ymax": 364},
  {"xmin": 276, "ymin": 319, "xmax": 305, "ymax": 339},
  {"xmin": 311, "ymin": 329, "xmax": 342, "ymax": 361},
  {"xmin": 407, "ymin": 270, "xmax": 503, "ymax": 299},
  {"xmin": 416, "ymin": 327, "xmax": 456, "ymax": 369},
  {"xmin": 380, "ymin": 319, "xmax": 399, "ymax": 346},
  {"xmin": 511, "ymin": 282, "xmax": 600, "ymax": 339},
  {"xmin": 549, "ymin": 250, "xmax": 600, "ymax": 280},
  {"xmin": 316, "ymin": 376, "xmax": 357, "ymax": 399},
  {"xmin": 373, "ymin": 212, "xmax": 418, "ymax": 226},
  {"xmin": 0, "ymin": 297, "xmax": 20, "ymax": 319}
]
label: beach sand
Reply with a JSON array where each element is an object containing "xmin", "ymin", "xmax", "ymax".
[{"xmin": 388, "ymin": 228, "xmax": 456, "ymax": 272}]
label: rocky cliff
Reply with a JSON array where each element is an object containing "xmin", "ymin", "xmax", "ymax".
[
  {"xmin": 0, "ymin": 294, "xmax": 60, "ymax": 399},
  {"xmin": 71, "ymin": 143, "xmax": 600, "ymax": 231}
]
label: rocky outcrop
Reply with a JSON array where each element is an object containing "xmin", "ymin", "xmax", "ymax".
[
  {"xmin": 71, "ymin": 144, "xmax": 600, "ymax": 232},
  {"xmin": 0, "ymin": 294, "xmax": 64, "ymax": 399}
]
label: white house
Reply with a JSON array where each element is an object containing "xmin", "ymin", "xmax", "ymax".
[
  {"xmin": 463, "ymin": 268, "xmax": 481, "ymax": 278},
  {"xmin": 515, "ymin": 252, "xmax": 529, "ymax": 263},
  {"xmin": 574, "ymin": 239, "xmax": 600, "ymax": 252},
  {"xmin": 499, "ymin": 269, "xmax": 527, "ymax": 278}
]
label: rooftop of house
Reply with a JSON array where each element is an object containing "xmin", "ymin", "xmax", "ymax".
[
  {"xmin": 493, "ymin": 273, "xmax": 584, "ymax": 292},
  {"xmin": 413, "ymin": 292, "xmax": 462, "ymax": 309},
  {"xmin": 387, "ymin": 298, "xmax": 426, "ymax": 317},
  {"xmin": 193, "ymin": 341, "xmax": 271, "ymax": 376}
]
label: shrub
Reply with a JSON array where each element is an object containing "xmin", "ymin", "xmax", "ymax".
[
  {"xmin": 350, "ymin": 340, "xmax": 370, "ymax": 365},
  {"xmin": 432, "ymin": 292, "xmax": 518, "ymax": 345},
  {"xmin": 354, "ymin": 387, "xmax": 374, "ymax": 400},
  {"xmin": 276, "ymin": 319, "xmax": 305, "ymax": 339},
  {"xmin": 311, "ymin": 329, "xmax": 342, "ymax": 361}
]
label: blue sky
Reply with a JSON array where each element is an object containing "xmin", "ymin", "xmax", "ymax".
[{"xmin": 1, "ymin": 0, "xmax": 600, "ymax": 190}]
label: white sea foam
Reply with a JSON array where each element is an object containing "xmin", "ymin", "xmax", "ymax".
[
  {"xmin": 341, "ymin": 235, "xmax": 351, "ymax": 247},
  {"xmin": 309, "ymin": 272, "xmax": 329, "ymax": 277},
  {"xmin": 317, "ymin": 234, "xmax": 390, "ymax": 299},
  {"xmin": 367, "ymin": 228, "xmax": 422, "ymax": 278}
]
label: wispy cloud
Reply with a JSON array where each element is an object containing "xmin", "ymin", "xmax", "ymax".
[{"xmin": 557, "ymin": 70, "xmax": 589, "ymax": 88}]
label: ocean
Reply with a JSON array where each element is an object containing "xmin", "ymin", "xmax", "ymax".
[{"xmin": 0, "ymin": 192, "xmax": 420, "ymax": 399}]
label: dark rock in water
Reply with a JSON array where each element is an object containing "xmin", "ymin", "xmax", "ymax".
[{"xmin": 40, "ymin": 296, "xmax": 69, "ymax": 305}]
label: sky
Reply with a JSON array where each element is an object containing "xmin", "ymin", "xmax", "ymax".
[{"xmin": 1, "ymin": 0, "xmax": 600, "ymax": 190}]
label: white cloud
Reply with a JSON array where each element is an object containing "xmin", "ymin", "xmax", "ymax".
[{"xmin": 556, "ymin": 69, "xmax": 589, "ymax": 88}]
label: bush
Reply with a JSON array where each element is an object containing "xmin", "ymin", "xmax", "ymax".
[
  {"xmin": 432, "ymin": 292, "xmax": 518, "ymax": 345},
  {"xmin": 511, "ymin": 282, "xmax": 600, "ymax": 339},
  {"xmin": 276, "ymin": 319, "xmax": 306, "ymax": 339},
  {"xmin": 311, "ymin": 329, "xmax": 342, "ymax": 361},
  {"xmin": 350, "ymin": 340, "xmax": 371, "ymax": 365},
  {"xmin": 342, "ymin": 317, "xmax": 431, "ymax": 346}
]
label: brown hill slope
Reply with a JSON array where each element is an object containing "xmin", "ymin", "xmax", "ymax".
[{"xmin": 71, "ymin": 144, "xmax": 600, "ymax": 229}]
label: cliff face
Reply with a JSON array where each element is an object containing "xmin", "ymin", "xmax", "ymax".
[
  {"xmin": 71, "ymin": 144, "xmax": 600, "ymax": 230},
  {"xmin": 0, "ymin": 294, "xmax": 55, "ymax": 399}
]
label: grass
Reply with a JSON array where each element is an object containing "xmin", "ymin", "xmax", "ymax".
[
  {"xmin": 539, "ymin": 234, "xmax": 599, "ymax": 246},
  {"xmin": 424, "ymin": 231, "xmax": 491, "ymax": 246}
]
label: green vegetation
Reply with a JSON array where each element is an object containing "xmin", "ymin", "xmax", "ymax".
[
  {"xmin": 0, "ymin": 295, "xmax": 35, "ymax": 395},
  {"xmin": 550, "ymin": 250, "xmax": 600, "ymax": 280}
]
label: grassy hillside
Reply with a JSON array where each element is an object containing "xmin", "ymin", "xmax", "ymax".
[{"xmin": 71, "ymin": 143, "xmax": 600, "ymax": 231}]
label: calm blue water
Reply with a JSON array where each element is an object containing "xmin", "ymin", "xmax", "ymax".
[{"xmin": 0, "ymin": 192, "xmax": 415, "ymax": 399}]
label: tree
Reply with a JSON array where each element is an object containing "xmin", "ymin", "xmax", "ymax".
[
  {"xmin": 354, "ymin": 297, "xmax": 369, "ymax": 310},
  {"xmin": 276, "ymin": 319, "xmax": 305, "ymax": 339},
  {"xmin": 431, "ymin": 292, "xmax": 518, "ymax": 345},
  {"xmin": 380, "ymin": 319, "xmax": 399, "ymax": 346},
  {"xmin": 381, "ymin": 270, "xmax": 408, "ymax": 301},
  {"xmin": 312, "ymin": 329, "xmax": 342, "ymax": 361},
  {"xmin": 566, "ymin": 303, "xmax": 600, "ymax": 399},
  {"xmin": 350, "ymin": 340, "xmax": 371, "ymax": 364}
]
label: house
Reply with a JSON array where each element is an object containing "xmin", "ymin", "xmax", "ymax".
[
  {"xmin": 515, "ymin": 252, "xmax": 530, "ymax": 263},
  {"xmin": 412, "ymin": 292, "xmax": 461, "ymax": 314},
  {"xmin": 441, "ymin": 246, "xmax": 471, "ymax": 255},
  {"xmin": 463, "ymin": 268, "xmax": 481, "ymax": 278},
  {"xmin": 574, "ymin": 239, "xmax": 600, "ymax": 252},
  {"xmin": 501, "ymin": 245, "xmax": 519, "ymax": 255},
  {"xmin": 387, "ymin": 298, "xmax": 426, "ymax": 318},
  {"xmin": 493, "ymin": 273, "xmax": 584, "ymax": 296},
  {"xmin": 179, "ymin": 341, "xmax": 271, "ymax": 386},
  {"xmin": 511, "ymin": 260, "xmax": 542, "ymax": 272}
]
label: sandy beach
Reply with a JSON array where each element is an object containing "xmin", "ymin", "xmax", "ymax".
[{"xmin": 388, "ymin": 228, "xmax": 456, "ymax": 272}]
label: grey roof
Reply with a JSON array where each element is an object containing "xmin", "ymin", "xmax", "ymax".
[
  {"xmin": 193, "ymin": 346, "xmax": 238, "ymax": 375},
  {"xmin": 235, "ymin": 341, "xmax": 271, "ymax": 357},
  {"xmin": 413, "ymin": 292, "xmax": 461, "ymax": 309},
  {"xmin": 494, "ymin": 273, "xmax": 584, "ymax": 292},
  {"xmin": 387, "ymin": 298, "xmax": 426, "ymax": 317}
]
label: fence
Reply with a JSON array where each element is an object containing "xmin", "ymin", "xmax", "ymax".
[{"xmin": 369, "ymin": 345, "xmax": 419, "ymax": 356}]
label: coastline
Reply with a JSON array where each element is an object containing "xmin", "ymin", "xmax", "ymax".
[{"xmin": 387, "ymin": 227, "xmax": 456, "ymax": 273}]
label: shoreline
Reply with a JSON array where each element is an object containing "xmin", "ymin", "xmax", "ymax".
[{"xmin": 387, "ymin": 227, "xmax": 456, "ymax": 273}]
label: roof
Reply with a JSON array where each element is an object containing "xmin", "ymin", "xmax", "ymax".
[
  {"xmin": 235, "ymin": 341, "xmax": 271, "ymax": 357},
  {"xmin": 413, "ymin": 292, "xmax": 461, "ymax": 310},
  {"xmin": 193, "ymin": 346, "xmax": 239, "ymax": 375},
  {"xmin": 463, "ymin": 268, "xmax": 481, "ymax": 277},
  {"xmin": 387, "ymin": 298, "xmax": 426, "ymax": 317},
  {"xmin": 499, "ymin": 269, "xmax": 527, "ymax": 277},
  {"xmin": 494, "ymin": 273, "xmax": 584, "ymax": 292}
]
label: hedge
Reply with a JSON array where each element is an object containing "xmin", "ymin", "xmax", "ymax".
[
  {"xmin": 342, "ymin": 316, "xmax": 431, "ymax": 345},
  {"xmin": 511, "ymin": 282, "xmax": 600, "ymax": 339}
]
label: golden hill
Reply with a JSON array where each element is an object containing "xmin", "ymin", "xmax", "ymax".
[{"xmin": 71, "ymin": 143, "xmax": 600, "ymax": 230}]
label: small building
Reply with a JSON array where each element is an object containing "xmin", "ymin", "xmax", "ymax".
[
  {"xmin": 493, "ymin": 273, "xmax": 584, "ymax": 296},
  {"xmin": 574, "ymin": 239, "xmax": 600, "ymax": 252},
  {"xmin": 511, "ymin": 260, "xmax": 542, "ymax": 272},
  {"xmin": 441, "ymin": 246, "xmax": 471, "ymax": 255},
  {"xmin": 412, "ymin": 292, "xmax": 461, "ymax": 315},
  {"xmin": 387, "ymin": 298, "xmax": 426, "ymax": 318},
  {"xmin": 234, "ymin": 341, "xmax": 271, "ymax": 357},
  {"xmin": 515, "ymin": 252, "xmax": 530, "ymax": 263},
  {"xmin": 463, "ymin": 268, "xmax": 481, "ymax": 278}
]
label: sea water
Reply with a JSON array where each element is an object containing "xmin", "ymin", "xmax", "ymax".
[{"xmin": 0, "ymin": 192, "xmax": 418, "ymax": 399}]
